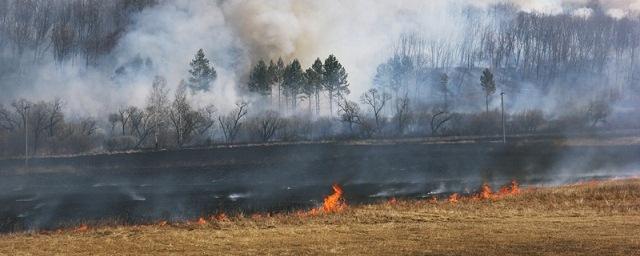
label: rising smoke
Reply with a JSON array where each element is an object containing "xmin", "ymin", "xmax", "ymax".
[{"xmin": 0, "ymin": 0, "xmax": 638, "ymax": 117}]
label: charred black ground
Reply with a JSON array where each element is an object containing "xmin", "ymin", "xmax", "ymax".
[{"xmin": 0, "ymin": 136, "xmax": 639, "ymax": 233}]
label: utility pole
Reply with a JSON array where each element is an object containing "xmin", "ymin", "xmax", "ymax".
[
  {"xmin": 24, "ymin": 105, "xmax": 30, "ymax": 169},
  {"xmin": 500, "ymin": 91, "xmax": 506, "ymax": 144},
  {"xmin": 154, "ymin": 114, "xmax": 159, "ymax": 150}
]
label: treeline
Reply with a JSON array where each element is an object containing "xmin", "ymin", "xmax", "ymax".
[
  {"xmin": 478, "ymin": 5, "xmax": 639, "ymax": 85},
  {"xmin": 247, "ymin": 55, "xmax": 349, "ymax": 116},
  {"xmin": 0, "ymin": 89, "xmax": 621, "ymax": 158},
  {"xmin": 0, "ymin": 98, "xmax": 100, "ymax": 157},
  {"xmin": 372, "ymin": 4, "xmax": 640, "ymax": 104},
  {"xmin": 1, "ymin": 2, "xmax": 639, "ymax": 157},
  {"xmin": 0, "ymin": 69, "xmax": 624, "ymax": 158},
  {"xmin": 0, "ymin": 0, "xmax": 155, "ymax": 66}
]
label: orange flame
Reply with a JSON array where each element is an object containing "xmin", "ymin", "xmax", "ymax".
[
  {"xmin": 322, "ymin": 184, "xmax": 347, "ymax": 213},
  {"xmin": 497, "ymin": 180, "xmax": 520, "ymax": 196},
  {"xmin": 477, "ymin": 183, "xmax": 493, "ymax": 200},
  {"xmin": 388, "ymin": 197, "xmax": 398, "ymax": 205},
  {"xmin": 196, "ymin": 217, "xmax": 207, "ymax": 225},
  {"xmin": 214, "ymin": 213, "xmax": 229, "ymax": 222},
  {"xmin": 74, "ymin": 224, "xmax": 89, "ymax": 232},
  {"xmin": 448, "ymin": 193, "xmax": 459, "ymax": 203}
]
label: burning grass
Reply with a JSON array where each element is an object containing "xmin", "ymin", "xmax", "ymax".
[
  {"xmin": 1, "ymin": 179, "xmax": 640, "ymax": 255},
  {"xmin": 301, "ymin": 183, "xmax": 348, "ymax": 216}
]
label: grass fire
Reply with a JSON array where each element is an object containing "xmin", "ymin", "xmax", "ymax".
[
  {"xmin": 1, "ymin": 0, "xmax": 640, "ymax": 255},
  {"xmin": 1, "ymin": 178, "xmax": 638, "ymax": 255}
]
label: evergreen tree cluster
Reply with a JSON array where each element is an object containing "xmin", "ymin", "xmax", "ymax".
[{"xmin": 247, "ymin": 55, "xmax": 349, "ymax": 115}]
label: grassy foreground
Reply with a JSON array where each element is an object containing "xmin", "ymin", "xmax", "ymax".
[{"xmin": 1, "ymin": 179, "xmax": 639, "ymax": 255}]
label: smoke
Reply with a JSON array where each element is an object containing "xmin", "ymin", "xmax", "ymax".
[
  {"xmin": 219, "ymin": 0, "xmax": 461, "ymax": 98},
  {"xmin": 472, "ymin": 0, "xmax": 640, "ymax": 15},
  {"xmin": 0, "ymin": 0, "xmax": 638, "ymax": 116},
  {"xmin": 1, "ymin": 0, "xmax": 467, "ymax": 115},
  {"xmin": 111, "ymin": 1, "xmax": 246, "ymax": 112}
]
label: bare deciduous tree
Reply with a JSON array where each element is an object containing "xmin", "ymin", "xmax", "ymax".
[
  {"xmin": 360, "ymin": 88, "xmax": 390, "ymax": 133},
  {"xmin": 45, "ymin": 98, "xmax": 64, "ymax": 137},
  {"xmin": 337, "ymin": 97, "xmax": 361, "ymax": 134},
  {"xmin": 0, "ymin": 104, "xmax": 18, "ymax": 131},
  {"xmin": 196, "ymin": 104, "xmax": 217, "ymax": 137},
  {"xmin": 393, "ymin": 94, "xmax": 411, "ymax": 135},
  {"xmin": 128, "ymin": 106, "xmax": 153, "ymax": 148},
  {"xmin": 78, "ymin": 117, "xmax": 97, "ymax": 136},
  {"xmin": 430, "ymin": 111, "xmax": 451, "ymax": 136},
  {"xmin": 147, "ymin": 76, "xmax": 170, "ymax": 148},
  {"xmin": 250, "ymin": 110, "xmax": 283, "ymax": 142},
  {"xmin": 168, "ymin": 83, "xmax": 214, "ymax": 147},
  {"xmin": 115, "ymin": 107, "xmax": 132, "ymax": 136},
  {"xmin": 218, "ymin": 101, "xmax": 249, "ymax": 143}
]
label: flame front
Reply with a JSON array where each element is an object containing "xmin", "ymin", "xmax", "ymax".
[
  {"xmin": 322, "ymin": 184, "xmax": 347, "ymax": 213},
  {"xmin": 74, "ymin": 224, "xmax": 89, "ymax": 232},
  {"xmin": 477, "ymin": 183, "xmax": 493, "ymax": 200},
  {"xmin": 214, "ymin": 213, "xmax": 229, "ymax": 222},
  {"xmin": 471, "ymin": 180, "xmax": 521, "ymax": 201},
  {"xmin": 448, "ymin": 193, "xmax": 459, "ymax": 203},
  {"xmin": 497, "ymin": 180, "xmax": 520, "ymax": 196}
]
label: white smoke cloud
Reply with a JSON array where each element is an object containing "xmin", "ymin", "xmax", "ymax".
[
  {"xmin": 112, "ymin": 0, "xmax": 247, "ymax": 112},
  {"xmin": 5, "ymin": 0, "xmax": 639, "ymax": 116},
  {"xmin": 218, "ymin": 0, "xmax": 463, "ymax": 98},
  {"xmin": 108, "ymin": 0, "xmax": 640, "ymax": 110},
  {"xmin": 106, "ymin": 0, "xmax": 465, "ymax": 112},
  {"xmin": 573, "ymin": 7, "xmax": 594, "ymax": 17}
]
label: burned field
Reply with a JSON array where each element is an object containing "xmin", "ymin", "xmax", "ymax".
[
  {"xmin": 1, "ymin": 177, "xmax": 639, "ymax": 255},
  {"xmin": 0, "ymin": 138, "xmax": 639, "ymax": 233}
]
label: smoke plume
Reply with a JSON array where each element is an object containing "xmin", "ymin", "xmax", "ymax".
[{"xmin": 0, "ymin": 0, "xmax": 637, "ymax": 115}]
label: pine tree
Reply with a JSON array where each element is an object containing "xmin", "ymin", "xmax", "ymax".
[
  {"xmin": 188, "ymin": 49, "xmax": 217, "ymax": 92},
  {"xmin": 266, "ymin": 60, "xmax": 280, "ymax": 108},
  {"xmin": 303, "ymin": 68, "xmax": 317, "ymax": 114},
  {"xmin": 304, "ymin": 58, "xmax": 324, "ymax": 115},
  {"xmin": 310, "ymin": 58, "xmax": 325, "ymax": 115},
  {"xmin": 269, "ymin": 58, "xmax": 286, "ymax": 111},
  {"xmin": 282, "ymin": 59, "xmax": 304, "ymax": 110},
  {"xmin": 323, "ymin": 54, "xmax": 349, "ymax": 116},
  {"xmin": 248, "ymin": 59, "xmax": 270, "ymax": 96},
  {"xmin": 480, "ymin": 68, "xmax": 496, "ymax": 113}
]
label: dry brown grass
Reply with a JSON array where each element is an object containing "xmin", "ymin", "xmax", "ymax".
[{"xmin": 1, "ymin": 179, "xmax": 639, "ymax": 256}]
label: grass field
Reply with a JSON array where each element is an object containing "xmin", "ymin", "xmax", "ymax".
[{"xmin": 1, "ymin": 179, "xmax": 639, "ymax": 255}]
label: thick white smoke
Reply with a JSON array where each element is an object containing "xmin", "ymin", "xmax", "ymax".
[
  {"xmin": 109, "ymin": 0, "xmax": 464, "ymax": 112},
  {"xmin": 4, "ymin": 0, "xmax": 638, "ymax": 116},
  {"xmin": 222, "ymin": 0, "xmax": 462, "ymax": 98}
]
